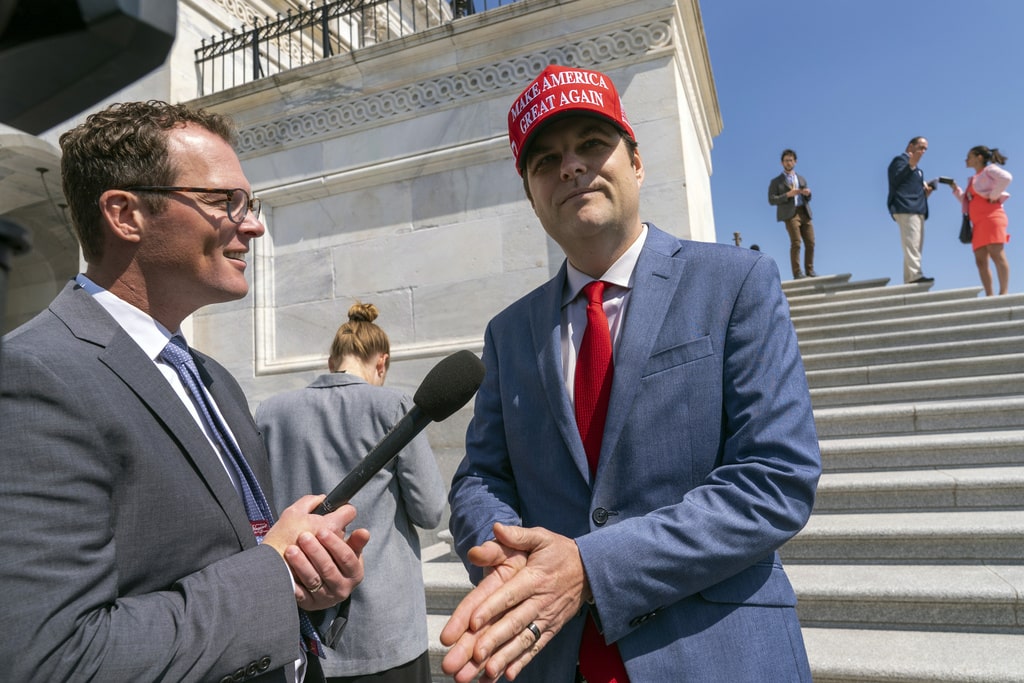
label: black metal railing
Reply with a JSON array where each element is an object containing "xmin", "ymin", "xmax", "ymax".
[{"xmin": 195, "ymin": 0, "xmax": 518, "ymax": 97}]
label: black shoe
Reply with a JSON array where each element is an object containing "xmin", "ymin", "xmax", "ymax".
[
  {"xmin": 793, "ymin": 270, "xmax": 805, "ymax": 280},
  {"xmin": 910, "ymin": 276, "xmax": 935, "ymax": 283},
  {"xmin": 805, "ymin": 268, "xmax": 818, "ymax": 278}
]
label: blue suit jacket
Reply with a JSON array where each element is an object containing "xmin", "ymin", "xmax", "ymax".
[{"xmin": 448, "ymin": 225, "xmax": 820, "ymax": 682}]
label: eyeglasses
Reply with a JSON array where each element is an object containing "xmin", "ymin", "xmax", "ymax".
[{"xmin": 123, "ymin": 186, "xmax": 261, "ymax": 224}]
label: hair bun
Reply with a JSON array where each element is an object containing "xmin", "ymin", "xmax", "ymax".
[{"xmin": 347, "ymin": 302, "xmax": 379, "ymax": 324}]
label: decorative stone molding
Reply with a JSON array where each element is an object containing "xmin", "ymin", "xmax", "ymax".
[
  {"xmin": 237, "ymin": 20, "xmax": 673, "ymax": 154},
  {"xmin": 202, "ymin": 0, "xmax": 304, "ymax": 27}
]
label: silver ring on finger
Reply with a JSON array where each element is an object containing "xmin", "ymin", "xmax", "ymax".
[
  {"xmin": 526, "ymin": 622, "xmax": 541, "ymax": 642},
  {"xmin": 307, "ymin": 582, "xmax": 323, "ymax": 593}
]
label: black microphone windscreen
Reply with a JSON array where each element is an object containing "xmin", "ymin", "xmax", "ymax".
[{"xmin": 413, "ymin": 349, "xmax": 485, "ymax": 422}]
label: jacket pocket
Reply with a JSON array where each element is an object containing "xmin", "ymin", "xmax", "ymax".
[
  {"xmin": 643, "ymin": 335, "xmax": 713, "ymax": 377},
  {"xmin": 698, "ymin": 558, "xmax": 798, "ymax": 608}
]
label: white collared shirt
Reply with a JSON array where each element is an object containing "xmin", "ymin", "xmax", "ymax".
[
  {"xmin": 74, "ymin": 274, "xmax": 243, "ymax": 494},
  {"xmin": 560, "ymin": 224, "xmax": 648, "ymax": 403},
  {"xmin": 786, "ymin": 172, "xmax": 801, "ymax": 206}
]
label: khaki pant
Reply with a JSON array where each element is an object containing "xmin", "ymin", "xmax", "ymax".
[
  {"xmin": 893, "ymin": 213, "xmax": 925, "ymax": 282},
  {"xmin": 784, "ymin": 206, "xmax": 815, "ymax": 277}
]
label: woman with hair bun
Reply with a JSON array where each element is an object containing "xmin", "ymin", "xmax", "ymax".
[
  {"xmin": 951, "ymin": 146, "xmax": 1013, "ymax": 295},
  {"xmin": 256, "ymin": 302, "xmax": 445, "ymax": 683}
]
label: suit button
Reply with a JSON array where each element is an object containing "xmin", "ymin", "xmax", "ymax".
[
  {"xmin": 629, "ymin": 613, "xmax": 652, "ymax": 628},
  {"xmin": 592, "ymin": 507, "xmax": 609, "ymax": 525},
  {"xmin": 257, "ymin": 656, "xmax": 272, "ymax": 672}
]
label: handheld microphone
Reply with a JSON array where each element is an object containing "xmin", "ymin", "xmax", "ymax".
[{"xmin": 315, "ymin": 349, "xmax": 485, "ymax": 514}]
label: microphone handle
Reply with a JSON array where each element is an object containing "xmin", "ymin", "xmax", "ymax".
[{"xmin": 315, "ymin": 405, "xmax": 431, "ymax": 515}]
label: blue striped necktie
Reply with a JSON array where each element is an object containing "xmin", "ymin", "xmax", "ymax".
[{"xmin": 160, "ymin": 335, "xmax": 324, "ymax": 658}]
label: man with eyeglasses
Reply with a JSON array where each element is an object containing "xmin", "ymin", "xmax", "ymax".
[{"xmin": 0, "ymin": 101, "xmax": 368, "ymax": 682}]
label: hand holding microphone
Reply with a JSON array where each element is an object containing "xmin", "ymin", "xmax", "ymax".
[{"xmin": 315, "ymin": 349, "xmax": 485, "ymax": 514}]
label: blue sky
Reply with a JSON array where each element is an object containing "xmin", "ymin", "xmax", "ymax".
[{"xmin": 700, "ymin": 0, "xmax": 1023, "ymax": 291}]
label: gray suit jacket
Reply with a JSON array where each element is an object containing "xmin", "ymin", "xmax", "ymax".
[
  {"xmin": 768, "ymin": 172, "xmax": 813, "ymax": 221},
  {"xmin": 449, "ymin": 225, "xmax": 820, "ymax": 682},
  {"xmin": 0, "ymin": 282, "xmax": 301, "ymax": 682},
  {"xmin": 256, "ymin": 373, "xmax": 445, "ymax": 676}
]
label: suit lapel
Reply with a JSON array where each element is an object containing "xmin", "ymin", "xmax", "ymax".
[
  {"xmin": 196, "ymin": 352, "xmax": 276, "ymax": 509},
  {"xmin": 53, "ymin": 284, "xmax": 255, "ymax": 548},
  {"xmin": 529, "ymin": 265, "xmax": 594, "ymax": 483},
  {"xmin": 599, "ymin": 227, "xmax": 685, "ymax": 473}
]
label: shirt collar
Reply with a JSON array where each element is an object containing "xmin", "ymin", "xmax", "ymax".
[
  {"xmin": 75, "ymin": 274, "xmax": 177, "ymax": 360},
  {"xmin": 563, "ymin": 223, "xmax": 647, "ymax": 306}
]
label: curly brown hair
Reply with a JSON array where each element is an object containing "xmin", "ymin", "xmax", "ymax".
[{"xmin": 59, "ymin": 100, "xmax": 236, "ymax": 263}]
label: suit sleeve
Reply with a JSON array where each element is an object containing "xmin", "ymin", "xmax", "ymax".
[
  {"xmin": 448, "ymin": 322, "xmax": 524, "ymax": 583},
  {"xmin": 767, "ymin": 176, "xmax": 789, "ymax": 206},
  {"xmin": 888, "ymin": 154, "xmax": 914, "ymax": 186},
  {"xmin": 0, "ymin": 345, "xmax": 299, "ymax": 682},
  {"xmin": 575, "ymin": 254, "xmax": 821, "ymax": 643}
]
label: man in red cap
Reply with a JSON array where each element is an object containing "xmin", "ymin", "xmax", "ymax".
[{"xmin": 442, "ymin": 65, "xmax": 820, "ymax": 683}]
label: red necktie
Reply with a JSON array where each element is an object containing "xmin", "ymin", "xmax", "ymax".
[
  {"xmin": 573, "ymin": 281, "xmax": 630, "ymax": 683},
  {"xmin": 574, "ymin": 281, "xmax": 614, "ymax": 475}
]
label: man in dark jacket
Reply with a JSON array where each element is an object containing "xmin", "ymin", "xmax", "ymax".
[
  {"xmin": 887, "ymin": 136, "xmax": 934, "ymax": 283},
  {"xmin": 768, "ymin": 148, "xmax": 816, "ymax": 279}
]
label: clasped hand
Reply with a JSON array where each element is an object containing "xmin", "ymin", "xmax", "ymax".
[
  {"xmin": 440, "ymin": 523, "xmax": 589, "ymax": 682},
  {"xmin": 263, "ymin": 494, "xmax": 371, "ymax": 611}
]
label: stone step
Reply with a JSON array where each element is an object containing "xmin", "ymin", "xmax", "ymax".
[
  {"xmin": 422, "ymin": 569, "xmax": 1024, "ymax": 681},
  {"xmin": 788, "ymin": 563, "xmax": 1024, "ymax": 633},
  {"xmin": 813, "ymin": 396, "xmax": 1024, "ymax": 438},
  {"xmin": 818, "ymin": 430, "xmax": 1024, "ymax": 472},
  {"xmin": 805, "ymin": 353, "xmax": 1024, "ymax": 389},
  {"xmin": 799, "ymin": 319, "xmax": 1024, "ymax": 355},
  {"xmin": 427, "ymin": 613, "xmax": 448, "ymax": 681},
  {"xmin": 789, "ymin": 287, "xmax": 985, "ymax": 319},
  {"xmin": 781, "ymin": 272, "xmax": 854, "ymax": 292},
  {"xmin": 804, "ymin": 628, "xmax": 1024, "ymax": 683},
  {"xmin": 794, "ymin": 304, "xmax": 1024, "ymax": 343},
  {"xmin": 815, "ymin": 466, "xmax": 1024, "ymax": 512},
  {"xmin": 787, "ymin": 282, "xmax": 928, "ymax": 307},
  {"xmin": 781, "ymin": 510, "xmax": 1024, "ymax": 563},
  {"xmin": 422, "ymin": 561, "xmax": 1024, "ymax": 632},
  {"xmin": 802, "ymin": 335, "xmax": 1024, "ymax": 371},
  {"xmin": 792, "ymin": 292, "xmax": 1024, "ymax": 329},
  {"xmin": 426, "ymin": 625, "xmax": 1024, "ymax": 683},
  {"xmin": 810, "ymin": 373, "xmax": 1024, "ymax": 408},
  {"xmin": 423, "ymin": 559, "xmax": 473, "ymax": 615}
]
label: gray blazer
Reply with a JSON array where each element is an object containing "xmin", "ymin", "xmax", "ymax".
[
  {"xmin": 768, "ymin": 172, "xmax": 813, "ymax": 221},
  {"xmin": 449, "ymin": 225, "xmax": 820, "ymax": 682},
  {"xmin": 256, "ymin": 373, "xmax": 445, "ymax": 677},
  {"xmin": 0, "ymin": 282, "xmax": 301, "ymax": 682}
]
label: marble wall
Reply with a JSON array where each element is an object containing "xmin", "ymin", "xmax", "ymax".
[{"xmin": 196, "ymin": 0, "xmax": 719, "ymax": 385}]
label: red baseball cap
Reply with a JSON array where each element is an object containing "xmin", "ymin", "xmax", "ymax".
[{"xmin": 507, "ymin": 65, "xmax": 635, "ymax": 175}]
